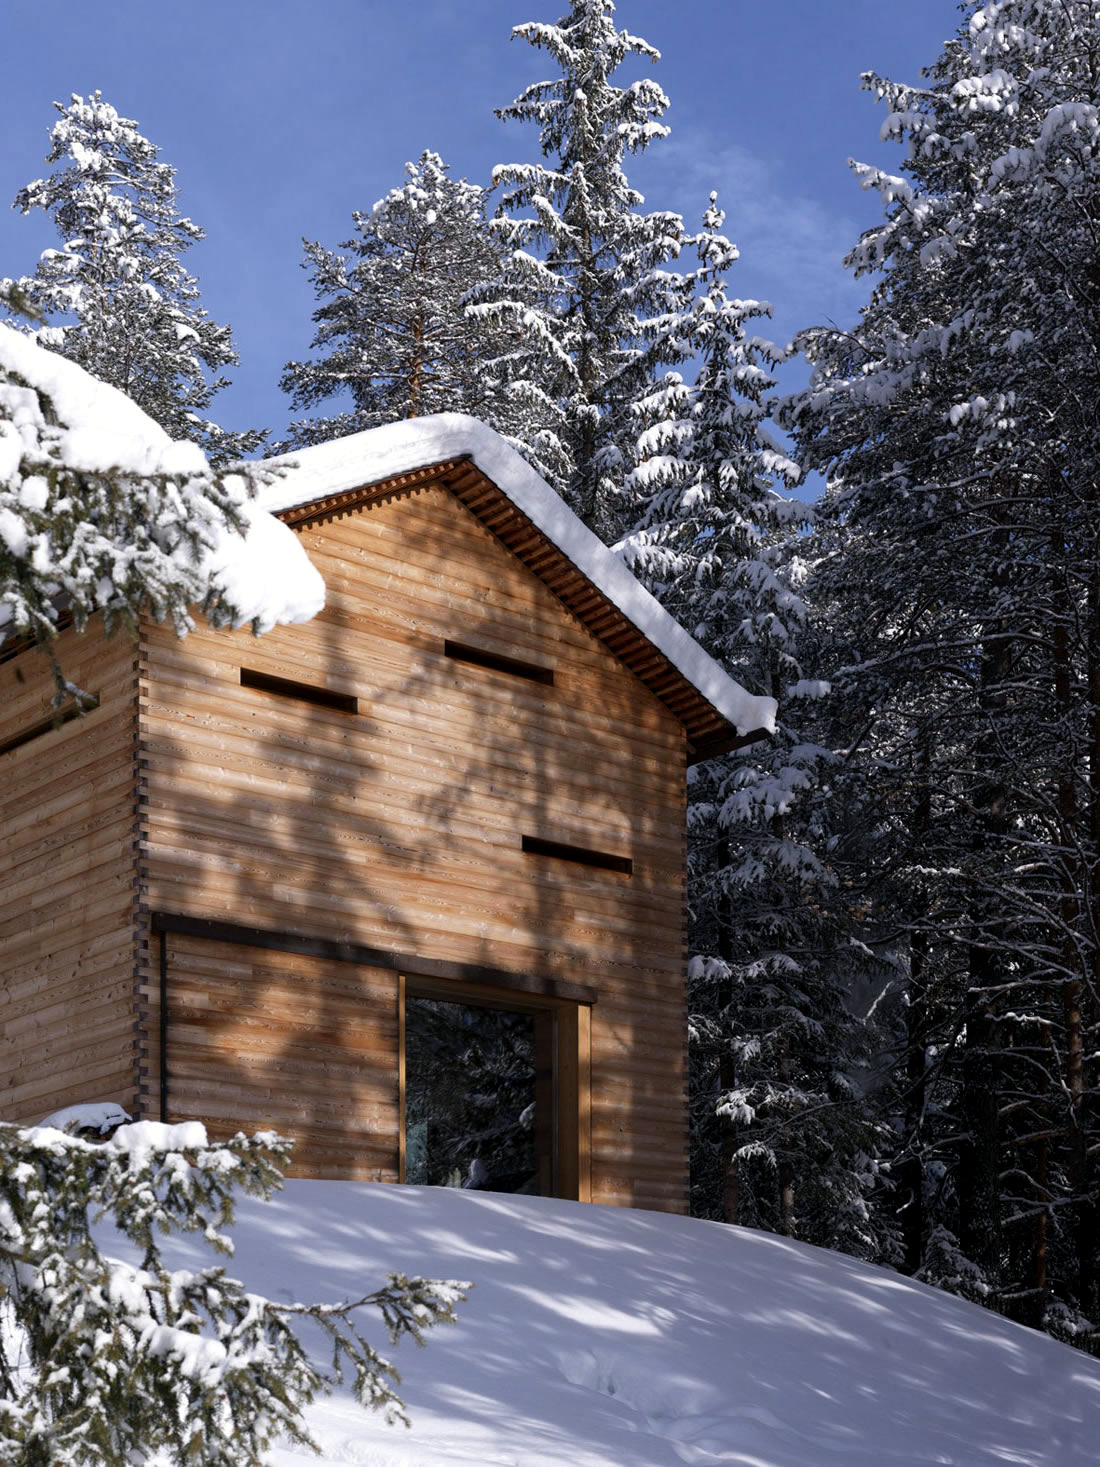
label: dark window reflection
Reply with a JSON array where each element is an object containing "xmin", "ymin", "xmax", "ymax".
[{"xmin": 405, "ymin": 994, "xmax": 553, "ymax": 1194}]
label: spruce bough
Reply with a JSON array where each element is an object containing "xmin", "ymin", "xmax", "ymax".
[{"xmin": 0, "ymin": 1120, "xmax": 466, "ymax": 1466}]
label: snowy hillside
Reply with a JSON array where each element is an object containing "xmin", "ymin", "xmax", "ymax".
[{"xmin": 166, "ymin": 1182, "xmax": 1100, "ymax": 1466}]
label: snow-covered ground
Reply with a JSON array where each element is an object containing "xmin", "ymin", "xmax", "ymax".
[{"xmin": 172, "ymin": 1181, "xmax": 1100, "ymax": 1466}]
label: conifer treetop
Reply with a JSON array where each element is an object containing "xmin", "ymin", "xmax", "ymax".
[
  {"xmin": 6, "ymin": 91, "xmax": 260, "ymax": 463},
  {"xmin": 480, "ymin": 0, "xmax": 686, "ymax": 537},
  {"xmin": 281, "ymin": 150, "xmax": 549, "ymax": 468},
  {"xmin": 497, "ymin": 2, "xmax": 669, "ymax": 164},
  {"xmin": 624, "ymin": 194, "xmax": 806, "ymax": 672}
]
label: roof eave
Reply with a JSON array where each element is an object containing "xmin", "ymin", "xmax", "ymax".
[{"xmin": 262, "ymin": 416, "xmax": 777, "ymax": 753}]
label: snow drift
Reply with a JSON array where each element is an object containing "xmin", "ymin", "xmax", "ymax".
[{"xmin": 152, "ymin": 1181, "xmax": 1100, "ymax": 1466}]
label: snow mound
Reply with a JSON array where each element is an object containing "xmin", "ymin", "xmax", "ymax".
[
  {"xmin": 204, "ymin": 497, "xmax": 325, "ymax": 633},
  {"xmin": 36, "ymin": 1101, "xmax": 132, "ymax": 1135},
  {"xmin": 150, "ymin": 1181, "xmax": 1100, "ymax": 1466}
]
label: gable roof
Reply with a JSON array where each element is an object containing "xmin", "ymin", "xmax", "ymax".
[{"xmin": 260, "ymin": 415, "xmax": 776, "ymax": 763}]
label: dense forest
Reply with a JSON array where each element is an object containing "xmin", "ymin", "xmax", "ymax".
[{"xmin": 2, "ymin": 0, "xmax": 1098, "ymax": 1353}]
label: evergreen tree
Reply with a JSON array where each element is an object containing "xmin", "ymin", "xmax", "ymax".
[
  {"xmin": 474, "ymin": 0, "xmax": 685, "ymax": 539},
  {"xmin": 784, "ymin": 0, "xmax": 1100, "ymax": 1346},
  {"xmin": 280, "ymin": 152, "xmax": 553, "ymax": 465},
  {"xmin": 0, "ymin": 319, "xmax": 317, "ymax": 698},
  {"xmin": 5, "ymin": 92, "xmax": 260, "ymax": 463},
  {"xmin": 623, "ymin": 202, "xmax": 892, "ymax": 1255},
  {"xmin": 622, "ymin": 195, "xmax": 800, "ymax": 618},
  {"xmin": 0, "ymin": 1116, "xmax": 464, "ymax": 1466}
]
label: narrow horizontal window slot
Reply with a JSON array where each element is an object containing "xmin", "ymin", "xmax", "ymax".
[
  {"xmin": 444, "ymin": 640, "xmax": 554, "ymax": 686},
  {"xmin": 240, "ymin": 667, "xmax": 358, "ymax": 714},
  {"xmin": 522, "ymin": 834, "xmax": 632, "ymax": 875},
  {"xmin": 0, "ymin": 636, "xmax": 34, "ymax": 666},
  {"xmin": 0, "ymin": 695, "xmax": 100, "ymax": 757}
]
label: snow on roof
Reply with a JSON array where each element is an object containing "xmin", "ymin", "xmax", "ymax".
[
  {"xmin": 208, "ymin": 498, "xmax": 325, "ymax": 632},
  {"xmin": 260, "ymin": 415, "xmax": 776, "ymax": 739}
]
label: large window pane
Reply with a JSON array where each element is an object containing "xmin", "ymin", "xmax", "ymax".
[{"xmin": 404, "ymin": 993, "xmax": 553, "ymax": 1193}]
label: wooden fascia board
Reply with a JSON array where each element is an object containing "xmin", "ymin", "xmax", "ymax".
[
  {"xmin": 689, "ymin": 725, "xmax": 774, "ymax": 763},
  {"xmin": 276, "ymin": 459, "xmax": 463, "ymax": 528}
]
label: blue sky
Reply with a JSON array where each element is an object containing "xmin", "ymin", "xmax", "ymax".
[{"xmin": 0, "ymin": 1, "xmax": 962, "ymax": 445}]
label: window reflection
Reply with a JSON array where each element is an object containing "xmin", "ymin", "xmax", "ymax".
[{"xmin": 405, "ymin": 994, "xmax": 551, "ymax": 1193}]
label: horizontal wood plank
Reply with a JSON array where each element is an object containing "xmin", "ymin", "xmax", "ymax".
[{"xmin": 0, "ymin": 625, "xmax": 138, "ymax": 1123}]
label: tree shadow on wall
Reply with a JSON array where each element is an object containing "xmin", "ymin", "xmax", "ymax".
[{"xmin": 149, "ymin": 483, "xmax": 685, "ymax": 1206}]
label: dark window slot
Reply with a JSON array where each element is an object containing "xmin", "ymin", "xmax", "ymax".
[
  {"xmin": 444, "ymin": 640, "xmax": 554, "ymax": 686},
  {"xmin": 240, "ymin": 667, "xmax": 358, "ymax": 714},
  {"xmin": 522, "ymin": 834, "xmax": 632, "ymax": 875},
  {"xmin": 0, "ymin": 696, "xmax": 100, "ymax": 756},
  {"xmin": 0, "ymin": 636, "xmax": 34, "ymax": 666},
  {"xmin": 0, "ymin": 612, "xmax": 74, "ymax": 665}
]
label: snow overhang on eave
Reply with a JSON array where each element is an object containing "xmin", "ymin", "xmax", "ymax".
[{"xmin": 259, "ymin": 415, "xmax": 776, "ymax": 765}]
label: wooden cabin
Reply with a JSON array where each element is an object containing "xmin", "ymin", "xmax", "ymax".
[{"xmin": 0, "ymin": 415, "xmax": 773, "ymax": 1213}]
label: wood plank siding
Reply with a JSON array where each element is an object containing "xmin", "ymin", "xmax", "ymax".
[
  {"xmin": 138, "ymin": 483, "xmax": 690, "ymax": 1210},
  {"xmin": 160, "ymin": 934, "xmax": 400, "ymax": 1180},
  {"xmin": 0, "ymin": 627, "xmax": 140, "ymax": 1121}
]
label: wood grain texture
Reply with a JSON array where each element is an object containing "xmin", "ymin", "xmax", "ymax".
[
  {"xmin": 0, "ymin": 627, "xmax": 140, "ymax": 1122},
  {"xmin": 140, "ymin": 485, "xmax": 689, "ymax": 1208},
  {"xmin": 162, "ymin": 937, "xmax": 400, "ymax": 1181}
]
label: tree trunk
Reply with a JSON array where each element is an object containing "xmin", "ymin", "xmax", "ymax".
[
  {"xmin": 1078, "ymin": 571, "xmax": 1100, "ymax": 1324},
  {"xmin": 408, "ymin": 311, "xmax": 424, "ymax": 418},
  {"xmin": 714, "ymin": 834, "xmax": 740, "ymax": 1225},
  {"xmin": 957, "ymin": 568, "xmax": 1012, "ymax": 1282},
  {"xmin": 901, "ymin": 726, "xmax": 932, "ymax": 1274}
]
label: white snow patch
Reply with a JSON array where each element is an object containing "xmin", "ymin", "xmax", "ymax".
[
  {"xmin": 108, "ymin": 1181, "xmax": 1100, "ymax": 1466},
  {"xmin": 36, "ymin": 1101, "xmax": 132, "ymax": 1134},
  {"xmin": 786, "ymin": 678, "xmax": 832, "ymax": 700},
  {"xmin": 204, "ymin": 497, "xmax": 325, "ymax": 633}
]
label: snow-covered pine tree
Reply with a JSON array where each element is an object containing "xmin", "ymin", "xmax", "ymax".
[
  {"xmin": 0, "ymin": 1117, "xmax": 464, "ymax": 1466},
  {"xmin": 5, "ymin": 92, "xmax": 260, "ymax": 463},
  {"xmin": 622, "ymin": 195, "xmax": 800, "ymax": 616},
  {"xmin": 622, "ymin": 201, "xmax": 893, "ymax": 1256},
  {"xmin": 280, "ymin": 152, "xmax": 553, "ymax": 465},
  {"xmin": 0, "ymin": 319, "xmax": 320, "ymax": 697},
  {"xmin": 783, "ymin": 0, "xmax": 1100, "ymax": 1346},
  {"xmin": 473, "ymin": 0, "xmax": 685, "ymax": 539}
]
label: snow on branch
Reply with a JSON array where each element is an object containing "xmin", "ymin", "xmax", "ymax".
[
  {"xmin": 0, "ymin": 323, "xmax": 323, "ymax": 679},
  {"xmin": 0, "ymin": 1120, "xmax": 467, "ymax": 1466}
]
